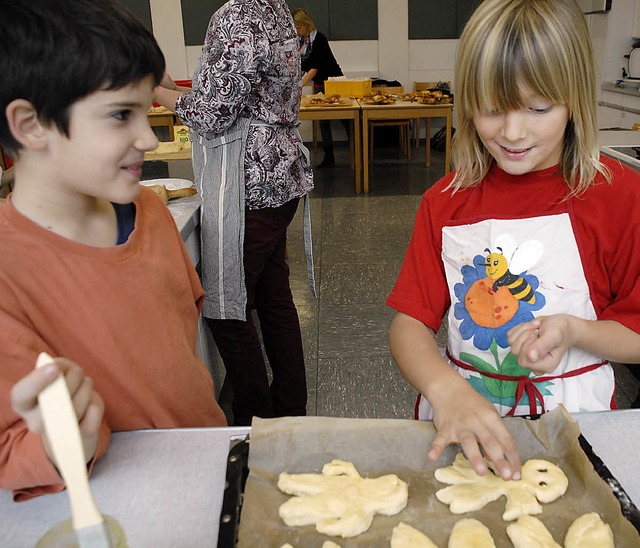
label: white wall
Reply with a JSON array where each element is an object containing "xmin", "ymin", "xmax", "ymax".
[
  {"xmin": 149, "ymin": 0, "xmax": 188, "ymax": 78},
  {"xmin": 588, "ymin": 0, "xmax": 637, "ymax": 85}
]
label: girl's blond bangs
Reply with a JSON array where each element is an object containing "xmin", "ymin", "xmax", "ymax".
[{"xmin": 450, "ymin": 0, "xmax": 608, "ymax": 196}]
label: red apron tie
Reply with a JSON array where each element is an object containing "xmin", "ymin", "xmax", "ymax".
[{"xmin": 445, "ymin": 349, "xmax": 607, "ymax": 416}]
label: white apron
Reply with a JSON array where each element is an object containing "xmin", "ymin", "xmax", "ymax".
[{"xmin": 417, "ymin": 213, "xmax": 615, "ymax": 419}]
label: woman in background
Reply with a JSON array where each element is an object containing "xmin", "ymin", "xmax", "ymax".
[
  {"xmin": 156, "ymin": 0, "xmax": 313, "ymax": 426},
  {"xmin": 293, "ymin": 7, "xmax": 348, "ymax": 168}
]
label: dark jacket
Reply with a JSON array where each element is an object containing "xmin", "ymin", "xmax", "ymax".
[{"xmin": 301, "ymin": 31, "xmax": 342, "ymax": 89}]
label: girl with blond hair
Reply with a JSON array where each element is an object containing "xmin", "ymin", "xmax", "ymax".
[{"xmin": 387, "ymin": 0, "xmax": 640, "ymax": 481}]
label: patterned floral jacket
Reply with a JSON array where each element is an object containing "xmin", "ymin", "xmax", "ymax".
[{"xmin": 175, "ymin": 0, "xmax": 313, "ymax": 209}]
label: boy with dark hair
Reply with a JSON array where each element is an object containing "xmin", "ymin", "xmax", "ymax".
[{"xmin": 0, "ymin": 0, "xmax": 227, "ymax": 501}]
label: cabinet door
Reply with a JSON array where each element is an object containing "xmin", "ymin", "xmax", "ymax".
[
  {"xmin": 620, "ymin": 111, "xmax": 640, "ymax": 129},
  {"xmin": 598, "ymin": 106, "xmax": 623, "ymax": 129}
]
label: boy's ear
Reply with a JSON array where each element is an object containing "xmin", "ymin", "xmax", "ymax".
[{"xmin": 5, "ymin": 99, "xmax": 49, "ymax": 151}]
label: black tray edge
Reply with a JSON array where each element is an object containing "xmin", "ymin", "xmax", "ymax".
[{"xmin": 217, "ymin": 438, "xmax": 250, "ymax": 548}]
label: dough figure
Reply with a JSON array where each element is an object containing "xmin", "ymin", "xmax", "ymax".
[
  {"xmin": 564, "ymin": 512, "xmax": 614, "ymax": 548},
  {"xmin": 280, "ymin": 543, "xmax": 341, "ymax": 548},
  {"xmin": 390, "ymin": 522, "xmax": 438, "ymax": 548},
  {"xmin": 506, "ymin": 515, "xmax": 561, "ymax": 548},
  {"xmin": 277, "ymin": 459, "xmax": 408, "ymax": 538},
  {"xmin": 435, "ymin": 453, "xmax": 568, "ymax": 521},
  {"xmin": 448, "ymin": 518, "xmax": 496, "ymax": 548}
]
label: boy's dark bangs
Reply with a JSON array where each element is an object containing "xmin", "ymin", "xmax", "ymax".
[{"xmin": 73, "ymin": 3, "xmax": 165, "ymax": 92}]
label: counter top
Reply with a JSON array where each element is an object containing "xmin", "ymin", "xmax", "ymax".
[
  {"xmin": 602, "ymin": 82, "xmax": 640, "ymax": 97},
  {"xmin": 598, "ymin": 129, "xmax": 640, "ymax": 147},
  {"xmin": 1, "ymin": 426, "xmax": 250, "ymax": 547},
  {"xmin": 167, "ymin": 193, "xmax": 200, "ymax": 241},
  {"xmin": 2, "ymin": 411, "xmax": 639, "ymax": 547}
]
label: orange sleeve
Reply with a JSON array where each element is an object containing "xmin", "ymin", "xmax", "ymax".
[{"xmin": 6, "ymin": 420, "xmax": 111, "ymax": 502}]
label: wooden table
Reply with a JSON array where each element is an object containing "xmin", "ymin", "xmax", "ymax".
[
  {"xmin": 144, "ymin": 147, "xmax": 191, "ymax": 162},
  {"xmin": 360, "ymin": 100, "xmax": 453, "ymax": 193},
  {"xmin": 298, "ymin": 96, "xmax": 362, "ymax": 193}
]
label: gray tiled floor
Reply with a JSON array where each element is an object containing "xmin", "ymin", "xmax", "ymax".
[
  {"xmin": 153, "ymin": 134, "xmax": 640, "ymax": 421},
  {"xmin": 285, "ymin": 140, "xmax": 442, "ymax": 419}
]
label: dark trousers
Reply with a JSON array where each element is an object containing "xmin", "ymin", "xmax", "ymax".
[
  {"xmin": 205, "ymin": 198, "xmax": 307, "ymax": 426},
  {"xmin": 319, "ymin": 119, "xmax": 351, "ymax": 159}
]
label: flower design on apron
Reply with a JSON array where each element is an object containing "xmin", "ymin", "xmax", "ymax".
[{"xmin": 451, "ymin": 234, "xmax": 551, "ymax": 409}]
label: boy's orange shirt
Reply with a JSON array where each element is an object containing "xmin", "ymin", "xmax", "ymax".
[{"xmin": 0, "ymin": 187, "xmax": 227, "ymax": 500}]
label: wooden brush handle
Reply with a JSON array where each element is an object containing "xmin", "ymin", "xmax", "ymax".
[{"xmin": 36, "ymin": 353, "xmax": 104, "ymax": 530}]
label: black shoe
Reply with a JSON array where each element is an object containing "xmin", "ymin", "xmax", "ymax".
[{"xmin": 316, "ymin": 157, "xmax": 335, "ymax": 169}]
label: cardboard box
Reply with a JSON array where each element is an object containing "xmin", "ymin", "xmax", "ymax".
[
  {"xmin": 174, "ymin": 125, "xmax": 191, "ymax": 147},
  {"xmin": 324, "ymin": 78, "xmax": 372, "ymax": 97}
]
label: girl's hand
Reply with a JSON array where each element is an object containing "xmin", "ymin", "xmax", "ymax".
[
  {"xmin": 508, "ymin": 315, "xmax": 574, "ymax": 375},
  {"xmin": 428, "ymin": 380, "xmax": 522, "ymax": 481},
  {"xmin": 11, "ymin": 358, "xmax": 104, "ymax": 466}
]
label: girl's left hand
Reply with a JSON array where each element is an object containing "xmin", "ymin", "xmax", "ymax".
[{"xmin": 507, "ymin": 315, "xmax": 574, "ymax": 375}]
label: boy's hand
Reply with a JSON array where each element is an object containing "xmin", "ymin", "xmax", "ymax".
[
  {"xmin": 11, "ymin": 358, "xmax": 104, "ymax": 467},
  {"xmin": 508, "ymin": 315, "xmax": 573, "ymax": 375},
  {"xmin": 428, "ymin": 380, "xmax": 522, "ymax": 481}
]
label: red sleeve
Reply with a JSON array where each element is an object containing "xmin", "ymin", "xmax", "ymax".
[
  {"xmin": 582, "ymin": 158, "xmax": 640, "ymax": 333},
  {"xmin": 386, "ymin": 191, "xmax": 451, "ymax": 332}
]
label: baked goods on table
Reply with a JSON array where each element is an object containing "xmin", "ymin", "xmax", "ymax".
[
  {"xmin": 148, "ymin": 105, "xmax": 170, "ymax": 113},
  {"xmin": 360, "ymin": 91, "xmax": 397, "ymax": 104},
  {"xmin": 306, "ymin": 94, "xmax": 345, "ymax": 106},
  {"xmin": 401, "ymin": 89, "xmax": 453, "ymax": 104}
]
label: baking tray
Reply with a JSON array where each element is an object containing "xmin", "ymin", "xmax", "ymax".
[
  {"xmin": 217, "ymin": 438, "xmax": 250, "ymax": 547},
  {"xmin": 217, "ymin": 433, "xmax": 640, "ymax": 547}
]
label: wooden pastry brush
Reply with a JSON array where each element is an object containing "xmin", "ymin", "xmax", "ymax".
[{"xmin": 36, "ymin": 352, "xmax": 113, "ymax": 548}]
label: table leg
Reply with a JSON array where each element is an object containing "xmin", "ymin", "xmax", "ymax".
[
  {"xmin": 313, "ymin": 120, "xmax": 318, "ymax": 152},
  {"xmin": 350, "ymin": 121, "xmax": 355, "ymax": 170},
  {"xmin": 354, "ymin": 112, "xmax": 362, "ymax": 194},
  {"xmin": 362, "ymin": 111, "xmax": 369, "ymax": 193}
]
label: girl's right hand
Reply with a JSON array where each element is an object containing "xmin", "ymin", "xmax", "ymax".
[
  {"xmin": 11, "ymin": 358, "xmax": 104, "ymax": 466},
  {"xmin": 428, "ymin": 381, "xmax": 522, "ymax": 481}
]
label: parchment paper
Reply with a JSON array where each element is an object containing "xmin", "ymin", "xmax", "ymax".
[{"xmin": 237, "ymin": 407, "xmax": 640, "ymax": 547}]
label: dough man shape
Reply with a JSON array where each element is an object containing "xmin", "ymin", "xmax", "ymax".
[
  {"xmin": 277, "ymin": 459, "xmax": 408, "ymax": 538},
  {"xmin": 435, "ymin": 453, "xmax": 568, "ymax": 521}
]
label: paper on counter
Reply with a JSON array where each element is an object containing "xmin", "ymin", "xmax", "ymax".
[{"xmin": 237, "ymin": 408, "xmax": 640, "ymax": 547}]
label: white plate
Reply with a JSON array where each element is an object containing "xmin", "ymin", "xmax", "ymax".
[{"xmin": 140, "ymin": 178, "xmax": 194, "ymax": 191}]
